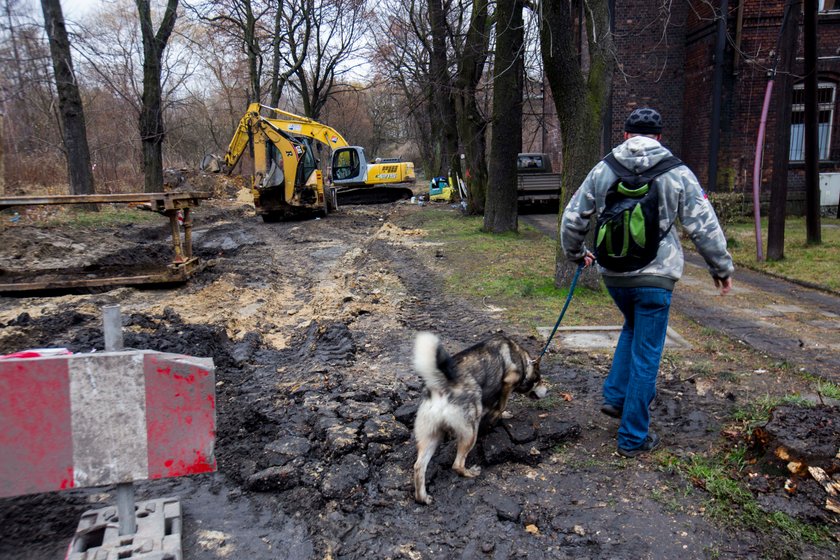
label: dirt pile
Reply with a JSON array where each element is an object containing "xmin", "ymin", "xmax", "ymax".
[{"xmin": 164, "ymin": 168, "xmax": 247, "ymax": 200}]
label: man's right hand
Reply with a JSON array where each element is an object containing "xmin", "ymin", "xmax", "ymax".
[{"xmin": 714, "ymin": 276, "xmax": 732, "ymax": 295}]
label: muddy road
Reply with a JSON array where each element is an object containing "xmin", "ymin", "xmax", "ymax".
[{"xmin": 0, "ymin": 200, "xmax": 836, "ymax": 559}]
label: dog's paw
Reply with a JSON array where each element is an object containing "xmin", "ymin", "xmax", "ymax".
[
  {"xmin": 465, "ymin": 465, "xmax": 481, "ymax": 478},
  {"xmin": 415, "ymin": 493, "xmax": 432, "ymax": 505}
]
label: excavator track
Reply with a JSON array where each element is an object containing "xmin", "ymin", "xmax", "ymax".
[{"xmin": 334, "ymin": 185, "xmax": 414, "ymax": 206}]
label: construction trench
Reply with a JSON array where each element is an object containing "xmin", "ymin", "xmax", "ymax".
[{"xmin": 0, "ymin": 190, "xmax": 838, "ymax": 559}]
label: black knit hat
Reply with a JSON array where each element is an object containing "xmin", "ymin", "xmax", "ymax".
[{"xmin": 625, "ymin": 107, "xmax": 663, "ymax": 134}]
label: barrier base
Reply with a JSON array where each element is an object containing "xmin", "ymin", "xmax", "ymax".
[{"xmin": 66, "ymin": 497, "xmax": 182, "ymax": 560}]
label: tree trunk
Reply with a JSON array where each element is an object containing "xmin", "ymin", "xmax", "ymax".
[
  {"xmin": 767, "ymin": 0, "xmax": 800, "ymax": 261},
  {"xmin": 803, "ymin": 0, "xmax": 820, "ymax": 245},
  {"xmin": 41, "ymin": 0, "xmax": 95, "ymax": 199},
  {"xmin": 0, "ymin": 112, "xmax": 4, "ymax": 195},
  {"xmin": 483, "ymin": 0, "xmax": 523, "ymax": 233},
  {"xmin": 540, "ymin": 0, "xmax": 614, "ymax": 288},
  {"xmin": 244, "ymin": 0, "xmax": 261, "ymax": 104},
  {"xmin": 428, "ymin": 0, "xmax": 459, "ymax": 178},
  {"xmin": 454, "ymin": 0, "xmax": 490, "ymax": 215},
  {"xmin": 136, "ymin": 0, "xmax": 178, "ymax": 194}
]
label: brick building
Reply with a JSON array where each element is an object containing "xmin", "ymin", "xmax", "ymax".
[{"xmin": 608, "ymin": 0, "xmax": 840, "ymax": 213}]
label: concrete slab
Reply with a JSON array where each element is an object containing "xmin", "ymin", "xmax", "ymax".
[
  {"xmin": 807, "ymin": 320, "xmax": 840, "ymax": 330},
  {"xmin": 766, "ymin": 304, "xmax": 806, "ymax": 314},
  {"xmin": 537, "ymin": 325, "xmax": 692, "ymax": 350}
]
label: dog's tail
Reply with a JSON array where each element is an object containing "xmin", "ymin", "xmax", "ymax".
[{"xmin": 413, "ymin": 332, "xmax": 456, "ymax": 391}]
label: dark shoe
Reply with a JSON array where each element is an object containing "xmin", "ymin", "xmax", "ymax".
[
  {"xmin": 617, "ymin": 432, "xmax": 661, "ymax": 458},
  {"xmin": 600, "ymin": 403, "xmax": 623, "ymax": 419}
]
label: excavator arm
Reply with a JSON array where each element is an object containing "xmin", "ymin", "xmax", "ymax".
[
  {"xmin": 255, "ymin": 104, "xmax": 350, "ymax": 150},
  {"xmin": 216, "ymin": 103, "xmax": 327, "ymax": 219}
]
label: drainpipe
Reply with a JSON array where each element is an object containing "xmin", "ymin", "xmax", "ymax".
[{"xmin": 708, "ymin": 0, "xmax": 729, "ymax": 192}]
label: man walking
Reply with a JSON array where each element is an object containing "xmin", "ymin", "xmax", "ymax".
[{"xmin": 560, "ymin": 107, "xmax": 734, "ymax": 458}]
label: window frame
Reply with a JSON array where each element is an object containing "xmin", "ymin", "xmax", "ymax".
[
  {"xmin": 819, "ymin": 0, "xmax": 840, "ymax": 12},
  {"xmin": 789, "ymin": 81, "xmax": 836, "ymax": 163}
]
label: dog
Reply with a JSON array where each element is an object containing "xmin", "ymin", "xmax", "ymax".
[{"xmin": 411, "ymin": 332, "xmax": 547, "ymax": 504}]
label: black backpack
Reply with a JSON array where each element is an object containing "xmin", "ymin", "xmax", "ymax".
[{"xmin": 594, "ymin": 153, "xmax": 684, "ymax": 272}]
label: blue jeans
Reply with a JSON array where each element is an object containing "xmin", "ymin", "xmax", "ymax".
[{"xmin": 603, "ymin": 286, "xmax": 672, "ymax": 450}]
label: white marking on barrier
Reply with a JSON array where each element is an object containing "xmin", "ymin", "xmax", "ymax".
[{"xmin": 70, "ymin": 353, "xmax": 149, "ymax": 487}]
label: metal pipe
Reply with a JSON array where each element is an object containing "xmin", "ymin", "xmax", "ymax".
[
  {"xmin": 102, "ymin": 305, "xmax": 124, "ymax": 352},
  {"xmin": 102, "ymin": 305, "xmax": 135, "ymax": 536},
  {"xmin": 752, "ymin": 79, "xmax": 774, "ymax": 262},
  {"xmin": 115, "ymin": 483, "xmax": 137, "ymax": 536}
]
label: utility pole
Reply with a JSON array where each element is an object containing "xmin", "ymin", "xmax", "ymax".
[{"xmin": 804, "ymin": 0, "xmax": 821, "ymax": 244}]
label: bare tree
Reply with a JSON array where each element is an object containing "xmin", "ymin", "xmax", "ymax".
[
  {"xmin": 136, "ymin": 0, "xmax": 178, "ymax": 193},
  {"xmin": 368, "ymin": 0, "xmax": 436, "ymax": 177},
  {"xmin": 192, "ymin": 0, "xmax": 268, "ymax": 104},
  {"xmin": 269, "ymin": 0, "xmax": 312, "ymax": 107},
  {"xmin": 41, "ymin": 0, "xmax": 95, "ymax": 198},
  {"xmin": 290, "ymin": 0, "xmax": 368, "ymax": 119},
  {"xmin": 453, "ymin": 0, "xmax": 490, "ymax": 215},
  {"xmin": 484, "ymin": 0, "xmax": 524, "ymax": 233},
  {"xmin": 1, "ymin": 0, "xmax": 68, "ymax": 187},
  {"xmin": 539, "ymin": 0, "xmax": 614, "ymax": 286},
  {"xmin": 424, "ymin": 0, "xmax": 460, "ymax": 179}
]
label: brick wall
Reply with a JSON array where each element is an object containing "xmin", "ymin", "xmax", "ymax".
[
  {"xmin": 613, "ymin": 0, "xmax": 840, "ymax": 201},
  {"xmin": 683, "ymin": 0, "xmax": 840, "ymax": 193},
  {"xmin": 610, "ymin": 1, "xmax": 690, "ymax": 156}
]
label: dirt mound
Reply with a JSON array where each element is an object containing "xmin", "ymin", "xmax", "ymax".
[{"xmin": 164, "ymin": 168, "xmax": 247, "ymax": 200}]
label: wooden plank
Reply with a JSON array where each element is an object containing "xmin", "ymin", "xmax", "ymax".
[
  {"xmin": 0, "ymin": 258, "xmax": 204, "ymax": 292},
  {"xmin": 0, "ymin": 192, "xmax": 210, "ymax": 210}
]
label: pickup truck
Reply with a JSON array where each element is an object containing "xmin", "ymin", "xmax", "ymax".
[{"xmin": 517, "ymin": 153, "xmax": 561, "ymax": 208}]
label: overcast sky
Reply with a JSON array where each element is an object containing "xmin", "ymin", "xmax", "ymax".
[{"xmin": 24, "ymin": 0, "xmax": 108, "ymax": 21}]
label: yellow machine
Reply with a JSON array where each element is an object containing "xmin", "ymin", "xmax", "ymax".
[{"xmin": 205, "ymin": 103, "xmax": 416, "ymax": 221}]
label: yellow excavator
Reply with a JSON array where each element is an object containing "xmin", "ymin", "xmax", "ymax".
[{"xmin": 202, "ymin": 103, "xmax": 416, "ymax": 221}]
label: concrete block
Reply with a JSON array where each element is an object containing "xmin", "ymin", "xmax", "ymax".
[{"xmin": 66, "ymin": 497, "xmax": 182, "ymax": 560}]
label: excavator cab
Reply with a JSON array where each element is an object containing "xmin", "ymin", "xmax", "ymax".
[{"xmin": 331, "ymin": 147, "xmax": 367, "ymax": 185}]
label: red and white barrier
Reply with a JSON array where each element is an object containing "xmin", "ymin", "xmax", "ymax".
[{"xmin": 0, "ymin": 351, "xmax": 216, "ymax": 498}]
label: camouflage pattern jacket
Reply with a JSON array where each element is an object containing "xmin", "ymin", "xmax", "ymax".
[{"xmin": 560, "ymin": 136, "xmax": 734, "ymax": 290}]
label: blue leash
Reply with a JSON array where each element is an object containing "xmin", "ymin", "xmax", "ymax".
[{"xmin": 537, "ymin": 264, "xmax": 583, "ymax": 360}]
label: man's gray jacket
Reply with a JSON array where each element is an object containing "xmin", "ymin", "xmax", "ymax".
[{"xmin": 560, "ymin": 136, "xmax": 734, "ymax": 290}]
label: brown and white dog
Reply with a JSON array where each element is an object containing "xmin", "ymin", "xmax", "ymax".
[{"xmin": 411, "ymin": 332, "xmax": 547, "ymax": 504}]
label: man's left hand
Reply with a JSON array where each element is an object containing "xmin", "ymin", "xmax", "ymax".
[{"xmin": 714, "ymin": 276, "xmax": 732, "ymax": 295}]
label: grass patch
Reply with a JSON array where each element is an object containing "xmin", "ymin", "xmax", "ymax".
[
  {"xmin": 659, "ymin": 451, "xmax": 834, "ymax": 551},
  {"xmin": 399, "ymin": 207, "xmax": 619, "ymax": 331},
  {"xmin": 34, "ymin": 206, "xmax": 161, "ymax": 228},
  {"xmin": 732, "ymin": 393, "xmax": 815, "ymax": 431},
  {"xmin": 722, "ymin": 217, "xmax": 840, "ymax": 291},
  {"xmin": 817, "ymin": 380, "xmax": 840, "ymax": 400}
]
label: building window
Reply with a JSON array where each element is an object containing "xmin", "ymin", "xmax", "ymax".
[
  {"xmin": 820, "ymin": 0, "xmax": 840, "ymax": 12},
  {"xmin": 790, "ymin": 82, "xmax": 836, "ymax": 161}
]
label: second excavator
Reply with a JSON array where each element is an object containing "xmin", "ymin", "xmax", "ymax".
[{"xmin": 202, "ymin": 103, "xmax": 416, "ymax": 222}]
